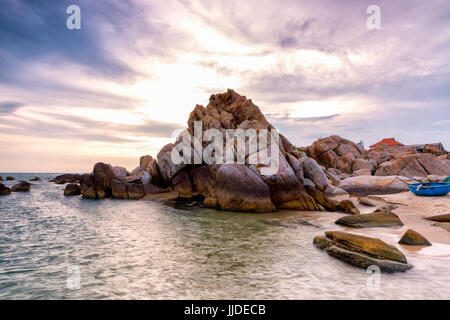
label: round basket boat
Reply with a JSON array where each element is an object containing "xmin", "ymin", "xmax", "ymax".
[{"xmin": 407, "ymin": 182, "xmax": 450, "ymax": 196}]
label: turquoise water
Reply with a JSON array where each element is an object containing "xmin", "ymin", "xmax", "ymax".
[{"xmin": 1, "ymin": 173, "xmax": 450, "ymax": 299}]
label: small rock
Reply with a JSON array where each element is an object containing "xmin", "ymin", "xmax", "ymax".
[
  {"xmin": 64, "ymin": 183, "xmax": 81, "ymax": 196},
  {"xmin": 399, "ymin": 229, "xmax": 431, "ymax": 246},
  {"xmin": 335, "ymin": 211, "xmax": 403, "ymax": 228},
  {"xmin": 433, "ymin": 222, "xmax": 450, "ymax": 233},
  {"xmin": 337, "ymin": 200, "xmax": 360, "ymax": 214},
  {"xmin": 11, "ymin": 181, "xmax": 31, "ymax": 192},
  {"xmin": 6, "ymin": 176, "xmax": 15, "ymax": 181},
  {"xmin": 29, "ymin": 176, "xmax": 41, "ymax": 181},
  {"xmin": 52, "ymin": 174, "xmax": 80, "ymax": 184},
  {"xmin": 358, "ymin": 197, "xmax": 377, "ymax": 207},
  {"xmin": 260, "ymin": 220, "xmax": 296, "ymax": 229}
]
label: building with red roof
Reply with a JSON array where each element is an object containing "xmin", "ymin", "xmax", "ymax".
[{"xmin": 369, "ymin": 138, "xmax": 404, "ymax": 151}]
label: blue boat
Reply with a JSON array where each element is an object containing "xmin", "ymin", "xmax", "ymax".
[{"xmin": 407, "ymin": 182, "xmax": 450, "ymax": 196}]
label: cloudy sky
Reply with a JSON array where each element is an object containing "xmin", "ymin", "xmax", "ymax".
[{"xmin": 1, "ymin": 0, "xmax": 449, "ymax": 172}]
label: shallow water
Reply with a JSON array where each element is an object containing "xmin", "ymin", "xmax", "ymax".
[{"xmin": 1, "ymin": 173, "xmax": 450, "ymax": 299}]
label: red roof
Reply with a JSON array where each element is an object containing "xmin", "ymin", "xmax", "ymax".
[{"xmin": 370, "ymin": 138, "xmax": 404, "ymax": 149}]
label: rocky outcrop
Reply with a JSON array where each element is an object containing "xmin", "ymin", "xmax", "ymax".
[
  {"xmin": 11, "ymin": 181, "xmax": 31, "ymax": 192},
  {"xmin": 399, "ymin": 229, "xmax": 431, "ymax": 246},
  {"xmin": 304, "ymin": 135, "xmax": 368, "ymax": 174},
  {"xmin": 64, "ymin": 183, "xmax": 81, "ymax": 196},
  {"xmin": 375, "ymin": 154, "xmax": 427, "ymax": 177},
  {"xmin": 52, "ymin": 174, "xmax": 81, "ymax": 184},
  {"xmin": 335, "ymin": 211, "xmax": 403, "ymax": 228},
  {"xmin": 93, "ymin": 162, "xmax": 115, "ymax": 196},
  {"xmin": 215, "ymin": 164, "xmax": 274, "ymax": 212},
  {"xmin": 339, "ymin": 175, "xmax": 409, "ymax": 195},
  {"xmin": 0, "ymin": 183, "xmax": 11, "ymax": 195},
  {"xmin": 313, "ymin": 231, "xmax": 412, "ymax": 273}
]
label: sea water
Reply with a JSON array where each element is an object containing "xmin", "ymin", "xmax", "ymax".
[{"xmin": 1, "ymin": 173, "xmax": 450, "ymax": 299}]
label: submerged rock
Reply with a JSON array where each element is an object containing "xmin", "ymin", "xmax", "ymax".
[
  {"xmin": 0, "ymin": 183, "xmax": 11, "ymax": 195},
  {"xmin": 335, "ymin": 211, "xmax": 403, "ymax": 228},
  {"xmin": 29, "ymin": 176, "xmax": 41, "ymax": 181},
  {"xmin": 313, "ymin": 231, "xmax": 412, "ymax": 273},
  {"xmin": 11, "ymin": 181, "xmax": 31, "ymax": 192},
  {"xmin": 64, "ymin": 183, "xmax": 81, "ymax": 196},
  {"xmin": 399, "ymin": 229, "xmax": 431, "ymax": 246}
]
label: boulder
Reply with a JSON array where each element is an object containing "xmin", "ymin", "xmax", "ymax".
[
  {"xmin": 425, "ymin": 214, "xmax": 450, "ymax": 222},
  {"xmin": 375, "ymin": 154, "xmax": 427, "ymax": 178},
  {"xmin": 142, "ymin": 183, "xmax": 165, "ymax": 195},
  {"xmin": 0, "ymin": 183, "xmax": 11, "ymax": 195},
  {"xmin": 335, "ymin": 211, "xmax": 403, "ymax": 228},
  {"xmin": 358, "ymin": 197, "xmax": 377, "ymax": 207},
  {"xmin": 313, "ymin": 231, "xmax": 411, "ymax": 273},
  {"xmin": 79, "ymin": 174, "xmax": 94, "ymax": 193},
  {"xmin": 126, "ymin": 183, "xmax": 145, "ymax": 200},
  {"xmin": 306, "ymin": 136, "xmax": 367, "ymax": 173},
  {"xmin": 336, "ymin": 200, "xmax": 360, "ymax": 215},
  {"xmin": 300, "ymin": 157, "xmax": 331, "ymax": 193},
  {"xmin": 304, "ymin": 185, "xmax": 337, "ymax": 211},
  {"xmin": 339, "ymin": 175, "xmax": 409, "ymax": 195},
  {"xmin": 398, "ymin": 229, "xmax": 431, "ymax": 246},
  {"xmin": 352, "ymin": 158, "xmax": 376, "ymax": 174},
  {"xmin": 29, "ymin": 176, "xmax": 41, "ymax": 181},
  {"xmin": 82, "ymin": 186, "xmax": 97, "ymax": 199},
  {"xmin": 52, "ymin": 174, "xmax": 80, "ymax": 184},
  {"xmin": 417, "ymin": 154, "xmax": 450, "ymax": 176},
  {"xmin": 215, "ymin": 164, "xmax": 274, "ymax": 212},
  {"xmin": 11, "ymin": 181, "xmax": 31, "ymax": 192},
  {"xmin": 112, "ymin": 166, "xmax": 128, "ymax": 179},
  {"xmin": 140, "ymin": 171, "xmax": 151, "ymax": 184},
  {"xmin": 187, "ymin": 165, "xmax": 218, "ymax": 198},
  {"xmin": 172, "ymin": 170, "xmax": 194, "ymax": 198},
  {"xmin": 157, "ymin": 143, "xmax": 186, "ymax": 184},
  {"xmin": 286, "ymin": 153, "xmax": 304, "ymax": 184},
  {"xmin": 111, "ymin": 179, "xmax": 128, "ymax": 199},
  {"xmin": 139, "ymin": 155, "xmax": 153, "ymax": 171},
  {"xmin": 260, "ymin": 154, "xmax": 317, "ymax": 209},
  {"xmin": 64, "ymin": 183, "xmax": 81, "ymax": 196},
  {"xmin": 6, "ymin": 176, "xmax": 15, "ymax": 181},
  {"xmin": 93, "ymin": 162, "xmax": 116, "ymax": 196}
]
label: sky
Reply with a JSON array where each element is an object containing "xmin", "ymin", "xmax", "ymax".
[{"xmin": 0, "ymin": 0, "xmax": 449, "ymax": 172}]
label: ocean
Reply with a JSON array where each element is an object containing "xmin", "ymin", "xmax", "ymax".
[{"xmin": 1, "ymin": 173, "xmax": 450, "ymax": 299}]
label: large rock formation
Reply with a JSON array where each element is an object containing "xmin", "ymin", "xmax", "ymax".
[
  {"xmin": 151, "ymin": 89, "xmax": 340, "ymax": 212},
  {"xmin": 73, "ymin": 90, "xmax": 359, "ymax": 213},
  {"xmin": 304, "ymin": 135, "xmax": 368, "ymax": 174}
]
